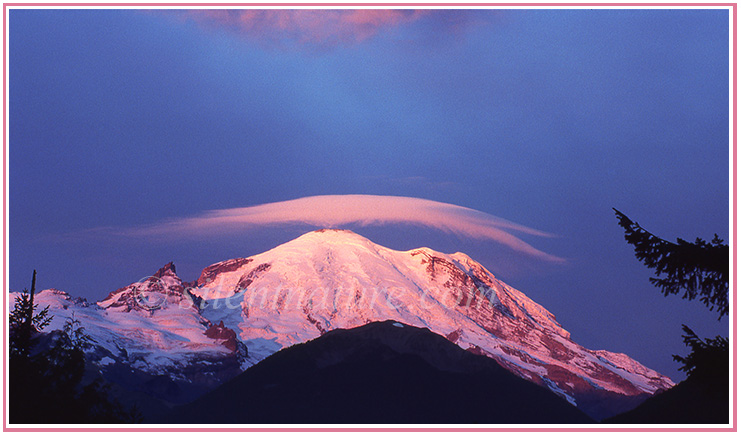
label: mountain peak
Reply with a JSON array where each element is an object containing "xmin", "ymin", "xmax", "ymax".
[
  {"xmin": 154, "ymin": 261, "xmax": 178, "ymax": 278},
  {"xmin": 99, "ymin": 262, "xmax": 191, "ymax": 311},
  {"xmin": 312, "ymin": 228, "xmax": 356, "ymax": 234},
  {"xmin": 190, "ymin": 230, "xmax": 673, "ymax": 419},
  {"xmin": 296, "ymin": 228, "xmax": 371, "ymax": 243},
  {"xmin": 260, "ymin": 228, "xmax": 383, "ymax": 258}
]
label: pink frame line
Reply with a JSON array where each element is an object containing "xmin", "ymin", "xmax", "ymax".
[
  {"xmin": 1, "ymin": 2, "xmax": 736, "ymax": 433},
  {"xmin": 0, "ymin": 2, "xmax": 738, "ymax": 5}
]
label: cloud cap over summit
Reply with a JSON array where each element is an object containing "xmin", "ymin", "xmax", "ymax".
[{"xmin": 95, "ymin": 195, "xmax": 564, "ymax": 263}]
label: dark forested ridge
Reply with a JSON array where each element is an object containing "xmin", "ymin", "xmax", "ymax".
[{"xmin": 164, "ymin": 321, "xmax": 594, "ymax": 424}]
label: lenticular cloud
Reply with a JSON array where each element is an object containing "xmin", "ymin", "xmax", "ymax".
[{"xmin": 122, "ymin": 195, "xmax": 564, "ymax": 263}]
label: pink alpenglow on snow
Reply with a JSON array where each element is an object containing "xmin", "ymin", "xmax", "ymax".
[
  {"xmin": 23, "ymin": 229, "xmax": 671, "ymax": 420},
  {"xmin": 110, "ymin": 195, "xmax": 565, "ymax": 263}
]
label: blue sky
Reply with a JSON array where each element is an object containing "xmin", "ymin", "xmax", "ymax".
[{"xmin": 9, "ymin": 8, "xmax": 730, "ymax": 381}]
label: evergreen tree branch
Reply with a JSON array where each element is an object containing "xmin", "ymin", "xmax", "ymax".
[{"xmin": 613, "ymin": 208, "xmax": 729, "ymax": 318}]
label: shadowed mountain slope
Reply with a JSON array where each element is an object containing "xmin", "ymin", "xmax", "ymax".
[{"xmin": 166, "ymin": 321, "xmax": 595, "ymax": 424}]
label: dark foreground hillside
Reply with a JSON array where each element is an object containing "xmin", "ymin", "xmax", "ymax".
[
  {"xmin": 604, "ymin": 369, "xmax": 729, "ymax": 424},
  {"xmin": 163, "ymin": 321, "xmax": 594, "ymax": 424}
]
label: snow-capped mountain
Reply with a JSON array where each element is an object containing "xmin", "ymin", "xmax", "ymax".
[
  {"xmin": 16, "ymin": 263, "xmax": 246, "ymax": 405},
  {"xmin": 18, "ymin": 229, "xmax": 673, "ymax": 420},
  {"xmin": 192, "ymin": 229, "xmax": 673, "ymax": 419}
]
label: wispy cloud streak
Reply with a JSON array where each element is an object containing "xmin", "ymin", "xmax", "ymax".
[
  {"xmin": 173, "ymin": 9, "xmax": 427, "ymax": 46},
  {"xmin": 163, "ymin": 9, "xmax": 486, "ymax": 48},
  {"xmin": 95, "ymin": 195, "xmax": 564, "ymax": 263}
]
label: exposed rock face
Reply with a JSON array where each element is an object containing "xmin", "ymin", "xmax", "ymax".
[
  {"xmin": 205, "ymin": 321, "xmax": 239, "ymax": 352},
  {"xmin": 235, "ymin": 263, "xmax": 272, "ymax": 292},
  {"xmin": 154, "ymin": 261, "xmax": 178, "ymax": 278},
  {"xmin": 196, "ymin": 258, "xmax": 253, "ymax": 287},
  {"xmin": 99, "ymin": 261, "xmax": 193, "ymax": 312}
]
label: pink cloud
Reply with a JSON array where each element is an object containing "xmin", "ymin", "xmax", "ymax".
[
  {"xmin": 98, "ymin": 195, "xmax": 564, "ymax": 263},
  {"xmin": 169, "ymin": 9, "xmax": 432, "ymax": 47}
]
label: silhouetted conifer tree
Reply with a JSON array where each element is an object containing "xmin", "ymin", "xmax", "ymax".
[
  {"xmin": 611, "ymin": 209, "xmax": 729, "ymax": 423},
  {"xmin": 673, "ymin": 325, "xmax": 728, "ymax": 381},
  {"xmin": 613, "ymin": 209, "xmax": 729, "ymax": 379},
  {"xmin": 9, "ymin": 271, "xmax": 141, "ymax": 424},
  {"xmin": 613, "ymin": 209, "xmax": 728, "ymax": 318},
  {"xmin": 9, "ymin": 270, "xmax": 52, "ymax": 359}
]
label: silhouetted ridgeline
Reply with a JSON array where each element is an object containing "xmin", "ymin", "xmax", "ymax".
[{"xmin": 163, "ymin": 321, "xmax": 594, "ymax": 424}]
